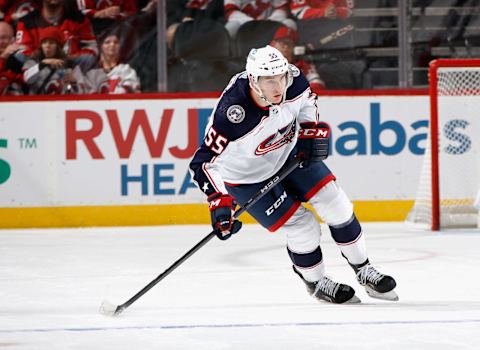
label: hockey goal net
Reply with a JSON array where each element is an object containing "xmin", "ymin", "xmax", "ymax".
[{"xmin": 407, "ymin": 59, "xmax": 480, "ymax": 230}]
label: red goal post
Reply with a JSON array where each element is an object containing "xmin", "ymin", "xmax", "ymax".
[{"xmin": 408, "ymin": 59, "xmax": 480, "ymax": 230}]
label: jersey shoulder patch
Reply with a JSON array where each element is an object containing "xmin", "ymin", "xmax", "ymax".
[
  {"xmin": 210, "ymin": 75, "xmax": 265, "ymax": 141},
  {"xmin": 226, "ymin": 104, "xmax": 246, "ymax": 123},
  {"xmin": 216, "ymin": 76, "xmax": 249, "ymax": 121}
]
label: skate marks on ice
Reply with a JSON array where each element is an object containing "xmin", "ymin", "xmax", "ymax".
[
  {"xmin": 2, "ymin": 299, "xmax": 480, "ymax": 335},
  {"xmin": 0, "ymin": 343, "xmax": 21, "ymax": 347},
  {"xmin": 1, "ymin": 223, "xmax": 480, "ymax": 349},
  {"xmin": 1, "ymin": 317, "xmax": 480, "ymax": 334}
]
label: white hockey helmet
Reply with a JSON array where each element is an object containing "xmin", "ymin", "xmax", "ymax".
[
  {"xmin": 246, "ymin": 45, "xmax": 289, "ymax": 82},
  {"xmin": 246, "ymin": 45, "xmax": 292, "ymax": 105}
]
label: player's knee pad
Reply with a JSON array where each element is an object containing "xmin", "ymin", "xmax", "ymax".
[
  {"xmin": 281, "ymin": 205, "xmax": 322, "ymax": 252},
  {"xmin": 279, "ymin": 205, "xmax": 323, "ymax": 269},
  {"xmin": 309, "ymin": 181, "xmax": 353, "ymax": 226},
  {"xmin": 281, "ymin": 206, "xmax": 325, "ymax": 279}
]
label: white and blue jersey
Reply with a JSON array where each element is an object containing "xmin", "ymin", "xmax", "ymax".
[{"xmin": 189, "ymin": 65, "xmax": 321, "ymax": 197}]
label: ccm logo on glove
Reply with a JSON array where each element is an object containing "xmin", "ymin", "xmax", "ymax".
[
  {"xmin": 299, "ymin": 127, "xmax": 330, "ymax": 138},
  {"xmin": 296, "ymin": 122, "xmax": 331, "ymax": 165}
]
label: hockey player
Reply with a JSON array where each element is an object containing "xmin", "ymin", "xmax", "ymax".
[{"xmin": 189, "ymin": 45, "xmax": 398, "ymax": 304}]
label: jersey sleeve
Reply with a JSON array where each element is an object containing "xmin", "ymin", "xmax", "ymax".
[
  {"xmin": 189, "ymin": 95, "xmax": 240, "ymax": 197},
  {"xmin": 298, "ymin": 87, "xmax": 320, "ymax": 124},
  {"xmin": 189, "ymin": 144, "xmax": 227, "ymax": 197},
  {"xmin": 15, "ymin": 20, "xmax": 35, "ymax": 56},
  {"xmin": 287, "ymin": 65, "xmax": 320, "ymax": 124},
  {"xmin": 76, "ymin": 0, "xmax": 96, "ymax": 17},
  {"xmin": 114, "ymin": 64, "xmax": 141, "ymax": 93},
  {"xmin": 22, "ymin": 59, "xmax": 41, "ymax": 84},
  {"xmin": 290, "ymin": 0, "xmax": 334, "ymax": 20}
]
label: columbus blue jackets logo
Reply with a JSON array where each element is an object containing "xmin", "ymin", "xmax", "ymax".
[
  {"xmin": 226, "ymin": 105, "xmax": 245, "ymax": 123},
  {"xmin": 255, "ymin": 121, "xmax": 296, "ymax": 155}
]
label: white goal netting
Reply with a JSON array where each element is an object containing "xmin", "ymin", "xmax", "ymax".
[{"xmin": 407, "ymin": 61, "xmax": 480, "ymax": 229}]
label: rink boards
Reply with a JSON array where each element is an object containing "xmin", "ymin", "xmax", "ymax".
[{"xmin": 0, "ymin": 91, "xmax": 435, "ymax": 228}]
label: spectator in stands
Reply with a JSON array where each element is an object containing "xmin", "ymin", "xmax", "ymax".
[
  {"xmin": 75, "ymin": 0, "xmax": 137, "ymax": 36},
  {"xmin": 0, "ymin": 21, "xmax": 25, "ymax": 94},
  {"xmin": 0, "ymin": 0, "xmax": 39, "ymax": 25},
  {"xmin": 84, "ymin": 31, "xmax": 140, "ymax": 94},
  {"xmin": 269, "ymin": 25, "xmax": 325, "ymax": 92},
  {"xmin": 166, "ymin": 0, "xmax": 224, "ymax": 49},
  {"xmin": 23, "ymin": 26, "xmax": 86, "ymax": 94},
  {"xmin": 76, "ymin": 0, "xmax": 137, "ymax": 19},
  {"xmin": 290, "ymin": 0, "xmax": 354, "ymax": 20},
  {"xmin": 225, "ymin": 0, "xmax": 296, "ymax": 38},
  {"xmin": 15, "ymin": 0, "xmax": 98, "ymax": 71}
]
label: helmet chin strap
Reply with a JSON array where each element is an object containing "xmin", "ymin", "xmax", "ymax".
[
  {"xmin": 252, "ymin": 81, "xmax": 275, "ymax": 106},
  {"xmin": 250, "ymin": 75, "xmax": 290, "ymax": 107}
]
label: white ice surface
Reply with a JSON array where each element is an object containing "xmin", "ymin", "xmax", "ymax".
[{"xmin": 1, "ymin": 223, "xmax": 479, "ymax": 349}]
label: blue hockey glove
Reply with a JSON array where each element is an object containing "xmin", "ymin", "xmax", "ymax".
[
  {"xmin": 208, "ymin": 192, "xmax": 242, "ymax": 240},
  {"xmin": 296, "ymin": 122, "xmax": 330, "ymax": 166}
]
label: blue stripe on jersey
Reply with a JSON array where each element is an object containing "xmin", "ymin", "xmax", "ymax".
[
  {"xmin": 287, "ymin": 246, "xmax": 323, "ymax": 268},
  {"xmin": 286, "ymin": 69, "xmax": 310, "ymax": 101},
  {"xmin": 189, "ymin": 145, "xmax": 218, "ymax": 196}
]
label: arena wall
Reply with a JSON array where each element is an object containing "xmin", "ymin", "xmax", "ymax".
[{"xmin": 0, "ymin": 91, "xmax": 432, "ymax": 228}]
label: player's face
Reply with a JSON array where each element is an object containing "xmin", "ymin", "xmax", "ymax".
[
  {"xmin": 258, "ymin": 73, "xmax": 287, "ymax": 104},
  {"xmin": 41, "ymin": 39, "xmax": 58, "ymax": 58}
]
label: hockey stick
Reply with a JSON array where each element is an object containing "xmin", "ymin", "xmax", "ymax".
[{"xmin": 99, "ymin": 159, "xmax": 302, "ymax": 316}]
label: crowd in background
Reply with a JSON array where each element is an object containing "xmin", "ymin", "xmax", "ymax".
[
  {"xmin": 166, "ymin": 0, "xmax": 356, "ymax": 93},
  {"xmin": 0, "ymin": 0, "xmax": 158, "ymax": 95},
  {"xmin": 0, "ymin": 0, "xmax": 359, "ymax": 96},
  {"xmin": 0, "ymin": 1, "xmax": 477, "ymax": 95}
]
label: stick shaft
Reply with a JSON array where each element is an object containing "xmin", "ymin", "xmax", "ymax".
[
  {"xmin": 115, "ymin": 159, "xmax": 301, "ymax": 312},
  {"xmin": 118, "ymin": 231, "xmax": 216, "ymax": 310}
]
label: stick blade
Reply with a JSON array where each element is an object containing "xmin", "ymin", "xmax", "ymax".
[{"xmin": 99, "ymin": 299, "xmax": 122, "ymax": 317}]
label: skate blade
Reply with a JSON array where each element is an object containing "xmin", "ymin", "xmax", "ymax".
[
  {"xmin": 345, "ymin": 294, "xmax": 362, "ymax": 304},
  {"xmin": 314, "ymin": 294, "xmax": 361, "ymax": 304},
  {"xmin": 365, "ymin": 287, "xmax": 399, "ymax": 301}
]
